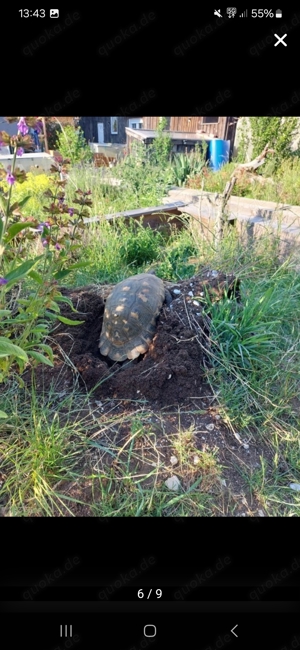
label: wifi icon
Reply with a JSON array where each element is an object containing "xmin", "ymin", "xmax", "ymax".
[{"xmin": 239, "ymin": 10, "xmax": 248, "ymax": 17}]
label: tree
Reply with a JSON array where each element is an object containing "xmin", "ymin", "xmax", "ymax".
[{"xmin": 249, "ymin": 117, "xmax": 298, "ymax": 171}]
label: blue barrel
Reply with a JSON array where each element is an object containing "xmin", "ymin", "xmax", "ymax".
[{"xmin": 209, "ymin": 139, "xmax": 230, "ymax": 171}]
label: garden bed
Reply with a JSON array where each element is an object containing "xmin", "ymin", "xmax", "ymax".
[{"xmin": 22, "ymin": 269, "xmax": 240, "ymax": 408}]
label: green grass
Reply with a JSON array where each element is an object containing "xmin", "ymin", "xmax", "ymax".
[
  {"xmin": 188, "ymin": 156, "xmax": 300, "ymax": 205},
  {"xmin": 64, "ymin": 155, "xmax": 174, "ymax": 215},
  {"xmin": 196, "ymin": 235, "xmax": 300, "ymax": 431},
  {"xmin": 64, "ymin": 213, "xmax": 200, "ymax": 286},
  {"xmin": 0, "ymin": 381, "xmax": 96, "ymax": 516},
  {"xmin": 1, "ymin": 151, "xmax": 300, "ymax": 516},
  {"xmin": 0, "ymin": 389, "xmax": 224, "ymax": 516}
]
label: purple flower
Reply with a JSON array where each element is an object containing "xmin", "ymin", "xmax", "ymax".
[
  {"xmin": 6, "ymin": 172, "xmax": 15, "ymax": 185},
  {"xmin": 17, "ymin": 117, "xmax": 29, "ymax": 136},
  {"xmin": 42, "ymin": 239, "xmax": 48, "ymax": 247},
  {"xmin": 55, "ymin": 243, "xmax": 61, "ymax": 250},
  {"xmin": 0, "ymin": 277, "xmax": 8, "ymax": 285},
  {"xmin": 17, "ymin": 147, "xmax": 24, "ymax": 156},
  {"xmin": 36, "ymin": 221, "xmax": 50, "ymax": 232},
  {"xmin": 68, "ymin": 208, "xmax": 74, "ymax": 216}
]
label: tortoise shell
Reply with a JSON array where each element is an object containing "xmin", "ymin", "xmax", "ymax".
[{"xmin": 99, "ymin": 273, "xmax": 166, "ymax": 361}]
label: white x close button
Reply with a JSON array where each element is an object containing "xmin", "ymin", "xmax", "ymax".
[{"xmin": 274, "ymin": 33, "xmax": 287, "ymax": 46}]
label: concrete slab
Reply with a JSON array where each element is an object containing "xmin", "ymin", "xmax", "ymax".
[{"xmin": 0, "ymin": 152, "xmax": 54, "ymax": 172}]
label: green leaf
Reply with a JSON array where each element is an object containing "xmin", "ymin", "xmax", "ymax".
[
  {"xmin": 0, "ymin": 194, "xmax": 8, "ymax": 212},
  {"xmin": 15, "ymin": 299, "xmax": 30, "ymax": 306},
  {"xmin": 5, "ymin": 256, "xmax": 44, "ymax": 283},
  {"xmin": 54, "ymin": 295, "xmax": 78, "ymax": 311},
  {"xmin": 28, "ymin": 270, "xmax": 43, "ymax": 284},
  {"xmin": 31, "ymin": 325, "xmax": 50, "ymax": 335},
  {"xmin": 68, "ymin": 261, "xmax": 89, "ymax": 270},
  {"xmin": 45, "ymin": 310, "xmax": 58, "ymax": 320},
  {"xmin": 0, "ymin": 310, "xmax": 12, "ymax": 317},
  {"xmin": 0, "ymin": 216, "xmax": 3, "ymax": 240},
  {"xmin": 47, "ymin": 300, "xmax": 60, "ymax": 313},
  {"xmin": 5, "ymin": 221, "xmax": 36, "ymax": 242},
  {"xmin": 15, "ymin": 195, "xmax": 32, "ymax": 209},
  {"xmin": 34, "ymin": 343, "xmax": 53, "ymax": 358},
  {"xmin": 0, "ymin": 337, "xmax": 29, "ymax": 361},
  {"xmin": 57, "ymin": 315, "xmax": 84, "ymax": 325},
  {"xmin": 53, "ymin": 269, "xmax": 72, "ymax": 280},
  {"xmin": 25, "ymin": 342, "xmax": 53, "ymax": 358},
  {"xmin": 27, "ymin": 350, "xmax": 54, "ymax": 367},
  {"xmin": 33, "ymin": 322, "xmax": 50, "ymax": 330},
  {"xmin": 0, "ymin": 410, "xmax": 8, "ymax": 419}
]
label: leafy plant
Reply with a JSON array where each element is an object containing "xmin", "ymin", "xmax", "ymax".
[
  {"xmin": 0, "ymin": 118, "xmax": 93, "ymax": 401},
  {"xmin": 203, "ymin": 285, "xmax": 281, "ymax": 376},
  {"xmin": 55, "ymin": 124, "xmax": 93, "ymax": 165},
  {"xmin": 148, "ymin": 117, "xmax": 173, "ymax": 166},
  {"xmin": 249, "ymin": 117, "xmax": 298, "ymax": 172},
  {"xmin": 172, "ymin": 143, "xmax": 208, "ymax": 187},
  {"xmin": 156, "ymin": 234, "xmax": 198, "ymax": 280},
  {"xmin": 119, "ymin": 220, "xmax": 164, "ymax": 268},
  {"xmin": 113, "ymin": 140, "xmax": 174, "ymax": 207}
]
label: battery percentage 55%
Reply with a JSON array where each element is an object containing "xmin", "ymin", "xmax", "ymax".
[
  {"xmin": 138, "ymin": 589, "xmax": 162, "ymax": 599},
  {"xmin": 252, "ymin": 9, "xmax": 274, "ymax": 17}
]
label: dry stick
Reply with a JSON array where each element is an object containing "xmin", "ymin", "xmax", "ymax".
[{"xmin": 214, "ymin": 143, "xmax": 275, "ymax": 247}]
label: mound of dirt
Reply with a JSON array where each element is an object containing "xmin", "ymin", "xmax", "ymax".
[{"xmin": 23, "ymin": 269, "xmax": 240, "ymax": 408}]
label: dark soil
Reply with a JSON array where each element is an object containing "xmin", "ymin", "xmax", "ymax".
[
  {"xmin": 22, "ymin": 268, "xmax": 240, "ymax": 408},
  {"xmin": 3, "ymin": 270, "xmax": 278, "ymax": 518}
]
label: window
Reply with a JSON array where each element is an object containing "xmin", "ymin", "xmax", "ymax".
[
  {"xmin": 111, "ymin": 117, "xmax": 118, "ymax": 134},
  {"xmin": 202, "ymin": 117, "xmax": 219, "ymax": 124},
  {"xmin": 128, "ymin": 118, "xmax": 143, "ymax": 130}
]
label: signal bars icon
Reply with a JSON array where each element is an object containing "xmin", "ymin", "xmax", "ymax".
[{"xmin": 239, "ymin": 10, "xmax": 248, "ymax": 17}]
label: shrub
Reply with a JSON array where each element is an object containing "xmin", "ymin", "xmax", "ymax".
[
  {"xmin": 148, "ymin": 117, "xmax": 173, "ymax": 166},
  {"xmin": 119, "ymin": 221, "xmax": 164, "ymax": 268},
  {"xmin": 172, "ymin": 143, "xmax": 208, "ymax": 187},
  {"xmin": 249, "ymin": 117, "xmax": 298, "ymax": 171},
  {"xmin": 0, "ymin": 117, "xmax": 93, "ymax": 403},
  {"xmin": 156, "ymin": 232, "xmax": 198, "ymax": 280},
  {"xmin": 55, "ymin": 125, "xmax": 93, "ymax": 165}
]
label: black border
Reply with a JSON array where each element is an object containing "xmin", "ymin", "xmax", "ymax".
[{"xmin": 2, "ymin": 7, "xmax": 300, "ymax": 114}]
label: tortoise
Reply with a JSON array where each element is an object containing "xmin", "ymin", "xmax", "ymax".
[{"xmin": 99, "ymin": 272, "xmax": 172, "ymax": 361}]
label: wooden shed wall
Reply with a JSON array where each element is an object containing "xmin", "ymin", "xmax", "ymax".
[
  {"xmin": 142, "ymin": 117, "xmax": 231, "ymax": 140},
  {"xmin": 142, "ymin": 117, "xmax": 171, "ymax": 130},
  {"xmin": 79, "ymin": 117, "xmax": 129, "ymax": 144},
  {"xmin": 170, "ymin": 117, "xmax": 199, "ymax": 131}
]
